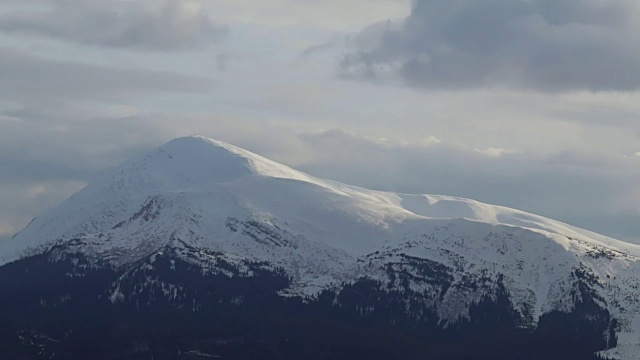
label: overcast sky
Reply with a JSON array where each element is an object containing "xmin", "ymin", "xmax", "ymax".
[{"xmin": 1, "ymin": 0, "xmax": 640, "ymax": 243}]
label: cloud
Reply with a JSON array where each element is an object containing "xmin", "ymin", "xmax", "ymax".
[
  {"xmin": 341, "ymin": 0, "xmax": 640, "ymax": 92},
  {"xmin": 0, "ymin": 110, "xmax": 180, "ymax": 238},
  {"xmin": 0, "ymin": 0, "xmax": 637, "ymax": 244},
  {"xmin": 0, "ymin": 47, "xmax": 211, "ymax": 104},
  {"xmin": 0, "ymin": 107, "xmax": 313, "ymax": 238},
  {"xmin": 1, "ymin": 115, "xmax": 639, "ymax": 243},
  {"xmin": 293, "ymin": 130, "xmax": 640, "ymax": 242},
  {"xmin": 0, "ymin": 180, "xmax": 86, "ymax": 240},
  {"xmin": 0, "ymin": 0, "xmax": 226, "ymax": 51},
  {"xmin": 0, "ymin": 46, "xmax": 213, "ymax": 239}
]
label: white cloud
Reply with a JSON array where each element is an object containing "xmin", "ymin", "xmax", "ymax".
[
  {"xmin": 475, "ymin": 147, "xmax": 512, "ymax": 158},
  {"xmin": 0, "ymin": 179, "xmax": 86, "ymax": 239},
  {"xmin": 422, "ymin": 136, "xmax": 441, "ymax": 146},
  {"xmin": 292, "ymin": 130, "xmax": 640, "ymax": 242}
]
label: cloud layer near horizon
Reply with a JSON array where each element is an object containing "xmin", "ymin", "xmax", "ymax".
[{"xmin": 1, "ymin": 122, "xmax": 639, "ymax": 244}]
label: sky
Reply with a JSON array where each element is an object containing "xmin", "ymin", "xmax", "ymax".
[{"xmin": 1, "ymin": 0, "xmax": 640, "ymax": 243}]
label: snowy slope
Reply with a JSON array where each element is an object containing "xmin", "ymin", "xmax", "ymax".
[{"xmin": 1, "ymin": 135, "xmax": 639, "ymax": 358}]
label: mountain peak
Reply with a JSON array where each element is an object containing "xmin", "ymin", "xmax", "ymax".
[
  {"xmin": 157, "ymin": 134, "xmax": 305, "ymax": 183},
  {"xmin": 84, "ymin": 135, "xmax": 313, "ymax": 198},
  {"xmin": 155, "ymin": 134, "xmax": 263, "ymax": 184},
  {"xmin": 163, "ymin": 135, "xmax": 255, "ymax": 161}
]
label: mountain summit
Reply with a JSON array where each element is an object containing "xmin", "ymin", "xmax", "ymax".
[{"xmin": 1, "ymin": 135, "xmax": 638, "ymax": 359}]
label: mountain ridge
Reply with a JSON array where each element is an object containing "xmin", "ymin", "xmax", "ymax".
[
  {"xmin": 5, "ymin": 135, "xmax": 636, "ymax": 258},
  {"xmin": 0, "ymin": 135, "xmax": 638, "ymax": 359}
]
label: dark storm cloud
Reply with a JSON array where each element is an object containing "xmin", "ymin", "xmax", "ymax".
[
  {"xmin": 341, "ymin": 0, "xmax": 640, "ymax": 92},
  {"xmin": 0, "ymin": 0, "xmax": 226, "ymax": 51},
  {"xmin": 0, "ymin": 47, "xmax": 211, "ymax": 103}
]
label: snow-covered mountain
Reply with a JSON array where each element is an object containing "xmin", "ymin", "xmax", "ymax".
[{"xmin": 1, "ymin": 135, "xmax": 639, "ymax": 359}]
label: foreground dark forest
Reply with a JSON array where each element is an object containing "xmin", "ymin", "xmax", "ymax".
[{"xmin": 0, "ymin": 249, "xmax": 615, "ymax": 360}]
